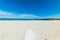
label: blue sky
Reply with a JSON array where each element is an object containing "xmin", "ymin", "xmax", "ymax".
[{"xmin": 0, "ymin": 0, "xmax": 60, "ymax": 18}]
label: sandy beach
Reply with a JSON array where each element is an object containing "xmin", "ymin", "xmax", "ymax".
[{"xmin": 0, "ymin": 20, "xmax": 60, "ymax": 40}]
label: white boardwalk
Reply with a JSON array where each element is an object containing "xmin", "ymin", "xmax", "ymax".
[{"xmin": 24, "ymin": 30, "xmax": 36, "ymax": 40}]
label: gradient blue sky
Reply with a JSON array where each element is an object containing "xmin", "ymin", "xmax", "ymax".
[{"xmin": 0, "ymin": 0, "xmax": 60, "ymax": 18}]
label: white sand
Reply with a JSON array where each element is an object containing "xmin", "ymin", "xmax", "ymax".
[{"xmin": 0, "ymin": 20, "xmax": 60, "ymax": 40}]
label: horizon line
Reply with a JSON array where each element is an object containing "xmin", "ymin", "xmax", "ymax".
[{"xmin": 0, "ymin": 18, "xmax": 59, "ymax": 20}]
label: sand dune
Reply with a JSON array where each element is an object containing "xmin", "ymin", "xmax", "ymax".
[{"xmin": 0, "ymin": 20, "xmax": 60, "ymax": 40}]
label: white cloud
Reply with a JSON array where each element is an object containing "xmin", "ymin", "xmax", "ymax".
[
  {"xmin": 1, "ymin": 10, "xmax": 60, "ymax": 19},
  {"xmin": 0, "ymin": 10, "xmax": 16, "ymax": 18},
  {"xmin": 0, "ymin": 10, "xmax": 41, "ymax": 19},
  {"xmin": 46, "ymin": 13, "xmax": 60, "ymax": 18},
  {"xmin": 17, "ymin": 14, "xmax": 41, "ymax": 19}
]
